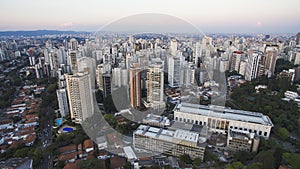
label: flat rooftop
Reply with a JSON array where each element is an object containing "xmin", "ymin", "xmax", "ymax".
[
  {"xmin": 175, "ymin": 103, "xmax": 273, "ymax": 126},
  {"xmin": 134, "ymin": 125, "xmax": 204, "ymax": 145}
]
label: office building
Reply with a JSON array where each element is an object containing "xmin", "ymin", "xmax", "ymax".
[
  {"xmin": 65, "ymin": 72, "xmax": 94, "ymax": 124},
  {"xmin": 133, "ymin": 125, "xmax": 206, "ymax": 160},
  {"xmin": 227, "ymin": 129, "xmax": 260, "ymax": 152}
]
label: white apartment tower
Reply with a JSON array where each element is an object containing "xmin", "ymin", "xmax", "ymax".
[
  {"xmin": 168, "ymin": 56, "xmax": 181, "ymax": 87},
  {"xmin": 65, "ymin": 72, "xmax": 94, "ymax": 124}
]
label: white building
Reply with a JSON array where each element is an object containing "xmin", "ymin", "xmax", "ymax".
[
  {"xmin": 65, "ymin": 72, "xmax": 94, "ymax": 124},
  {"xmin": 168, "ymin": 56, "xmax": 181, "ymax": 87},
  {"xmin": 146, "ymin": 62, "xmax": 165, "ymax": 109},
  {"xmin": 56, "ymin": 88, "xmax": 69, "ymax": 118},
  {"xmin": 174, "ymin": 103, "xmax": 273, "ymax": 139}
]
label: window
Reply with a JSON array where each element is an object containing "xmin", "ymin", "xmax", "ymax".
[
  {"xmin": 239, "ymin": 127, "xmax": 242, "ymax": 130},
  {"xmin": 175, "ymin": 117, "xmax": 178, "ymax": 121},
  {"xmin": 183, "ymin": 118, "xmax": 186, "ymax": 122},
  {"xmin": 234, "ymin": 127, "xmax": 238, "ymax": 129},
  {"xmin": 230, "ymin": 126, "xmax": 233, "ymax": 129},
  {"xmin": 187, "ymin": 119, "xmax": 190, "ymax": 123},
  {"xmin": 259, "ymin": 131, "xmax": 262, "ymax": 135},
  {"xmin": 195, "ymin": 120, "xmax": 198, "ymax": 125},
  {"xmin": 254, "ymin": 130, "xmax": 257, "ymax": 134},
  {"xmin": 179, "ymin": 118, "xmax": 182, "ymax": 122},
  {"xmin": 264, "ymin": 132, "xmax": 267, "ymax": 137},
  {"xmin": 191, "ymin": 120, "xmax": 194, "ymax": 124},
  {"xmin": 249, "ymin": 129, "xmax": 252, "ymax": 133},
  {"xmin": 244, "ymin": 128, "xmax": 247, "ymax": 131}
]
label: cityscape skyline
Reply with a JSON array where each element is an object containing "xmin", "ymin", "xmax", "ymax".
[{"xmin": 1, "ymin": 0, "xmax": 300, "ymax": 33}]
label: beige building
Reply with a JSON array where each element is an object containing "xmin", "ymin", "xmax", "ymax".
[
  {"xmin": 65, "ymin": 72, "xmax": 94, "ymax": 124},
  {"xmin": 174, "ymin": 103, "xmax": 273, "ymax": 139},
  {"xmin": 227, "ymin": 129, "xmax": 260, "ymax": 152}
]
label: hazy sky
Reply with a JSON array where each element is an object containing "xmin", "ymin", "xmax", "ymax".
[{"xmin": 1, "ymin": 0, "xmax": 299, "ymax": 33}]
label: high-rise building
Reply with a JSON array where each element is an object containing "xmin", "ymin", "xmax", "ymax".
[
  {"xmin": 102, "ymin": 73, "xmax": 112, "ymax": 98},
  {"xmin": 230, "ymin": 51, "xmax": 244, "ymax": 72},
  {"xmin": 146, "ymin": 62, "xmax": 165, "ymax": 109},
  {"xmin": 170, "ymin": 39, "xmax": 178, "ymax": 56},
  {"xmin": 245, "ymin": 50, "xmax": 265, "ymax": 81},
  {"xmin": 69, "ymin": 51, "xmax": 77, "ymax": 73},
  {"xmin": 264, "ymin": 46, "xmax": 278, "ymax": 76},
  {"xmin": 69, "ymin": 38, "xmax": 78, "ymax": 51},
  {"xmin": 168, "ymin": 56, "xmax": 181, "ymax": 87},
  {"xmin": 65, "ymin": 72, "xmax": 94, "ymax": 124},
  {"xmin": 77, "ymin": 57, "xmax": 96, "ymax": 89},
  {"xmin": 129, "ymin": 63, "xmax": 141, "ymax": 108},
  {"xmin": 56, "ymin": 89, "xmax": 69, "ymax": 118},
  {"xmin": 96, "ymin": 64, "xmax": 103, "ymax": 90},
  {"xmin": 296, "ymin": 32, "xmax": 300, "ymax": 45}
]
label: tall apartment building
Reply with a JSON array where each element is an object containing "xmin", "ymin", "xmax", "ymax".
[
  {"xmin": 129, "ymin": 64, "xmax": 141, "ymax": 108},
  {"xmin": 146, "ymin": 62, "xmax": 165, "ymax": 109},
  {"xmin": 264, "ymin": 46, "xmax": 278, "ymax": 76},
  {"xmin": 65, "ymin": 72, "xmax": 94, "ymax": 124},
  {"xmin": 77, "ymin": 57, "xmax": 96, "ymax": 89},
  {"xmin": 102, "ymin": 73, "xmax": 112, "ymax": 98},
  {"xmin": 245, "ymin": 50, "xmax": 265, "ymax": 81},
  {"xmin": 230, "ymin": 51, "xmax": 244, "ymax": 72},
  {"xmin": 56, "ymin": 88, "xmax": 69, "ymax": 118},
  {"xmin": 96, "ymin": 64, "xmax": 103, "ymax": 90}
]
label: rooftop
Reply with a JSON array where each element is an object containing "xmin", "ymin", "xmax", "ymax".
[{"xmin": 175, "ymin": 103, "xmax": 273, "ymax": 126}]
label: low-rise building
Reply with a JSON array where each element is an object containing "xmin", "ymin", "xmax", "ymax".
[
  {"xmin": 227, "ymin": 129, "xmax": 260, "ymax": 152},
  {"xmin": 133, "ymin": 125, "xmax": 206, "ymax": 160}
]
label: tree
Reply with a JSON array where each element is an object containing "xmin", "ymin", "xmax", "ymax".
[
  {"xmin": 104, "ymin": 114, "xmax": 117, "ymax": 128},
  {"xmin": 275, "ymin": 127, "xmax": 289, "ymax": 141},
  {"xmin": 233, "ymin": 151, "xmax": 256, "ymax": 164},
  {"xmin": 193, "ymin": 157, "xmax": 202, "ymax": 167},
  {"xmin": 179, "ymin": 154, "xmax": 192, "ymax": 164},
  {"xmin": 282, "ymin": 153, "xmax": 300, "ymax": 169},
  {"xmin": 226, "ymin": 161, "xmax": 244, "ymax": 169},
  {"xmin": 77, "ymin": 158, "xmax": 103, "ymax": 169},
  {"xmin": 254, "ymin": 150, "xmax": 275, "ymax": 169},
  {"xmin": 246, "ymin": 163, "xmax": 263, "ymax": 169}
]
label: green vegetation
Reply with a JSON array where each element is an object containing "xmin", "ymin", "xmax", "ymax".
[
  {"xmin": 282, "ymin": 153, "xmax": 300, "ymax": 169},
  {"xmin": 179, "ymin": 154, "xmax": 192, "ymax": 164},
  {"xmin": 77, "ymin": 158, "xmax": 103, "ymax": 169},
  {"xmin": 275, "ymin": 58, "xmax": 295, "ymax": 74},
  {"xmin": 275, "ymin": 127, "xmax": 289, "ymax": 141},
  {"xmin": 228, "ymin": 76, "xmax": 299, "ymax": 132},
  {"xmin": 226, "ymin": 161, "xmax": 244, "ymax": 169}
]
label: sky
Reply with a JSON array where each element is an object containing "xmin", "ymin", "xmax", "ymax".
[{"xmin": 0, "ymin": 0, "xmax": 300, "ymax": 33}]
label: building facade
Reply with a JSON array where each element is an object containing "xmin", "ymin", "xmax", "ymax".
[
  {"xmin": 173, "ymin": 103, "xmax": 273, "ymax": 139},
  {"xmin": 133, "ymin": 125, "xmax": 205, "ymax": 160},
  {"xmin": 65, "ymin": 72, "xmax": 94, "ymax": 124}
]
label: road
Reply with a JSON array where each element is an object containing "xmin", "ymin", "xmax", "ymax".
[{"xmin": 39, "ymin": 110, "xmax": 54, "ymax": 169}]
